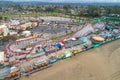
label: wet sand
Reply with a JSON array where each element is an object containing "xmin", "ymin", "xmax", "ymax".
[{"xmin": 21, "ymin": 40, "xmax": 120, "ymax": 80}]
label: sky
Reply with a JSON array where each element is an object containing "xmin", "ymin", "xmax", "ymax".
[{"xmin": 3, "ymin": 0, "xmax": 120, "ymax": 3}]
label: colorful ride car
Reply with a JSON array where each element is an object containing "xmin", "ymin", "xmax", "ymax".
[
  {"xmin": 34, "ymin": 59, "xmax": 49, "ymax": 68},
  {"xmin": 49, "ymin": 56, "xmax": 58, "ymax": 64},
  {"xmin": 72, "ymin": 50, "xmax": 79, "ymax": 55}
]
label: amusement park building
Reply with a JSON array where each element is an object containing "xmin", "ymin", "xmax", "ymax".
[{"xmin": 0, "ymin": 25, "xmax": 9, "ymax": 36}]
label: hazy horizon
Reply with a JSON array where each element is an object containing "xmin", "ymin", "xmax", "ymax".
[{"xmin": 1, "ymin": 0, "xmax": 120, "ymax": 3}]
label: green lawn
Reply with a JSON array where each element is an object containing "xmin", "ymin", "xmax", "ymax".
[{"xmin": 0, "ymin": 12, "xmax": 66, "ymax": 18}]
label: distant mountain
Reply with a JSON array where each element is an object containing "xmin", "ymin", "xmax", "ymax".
[
  {"xmin": 0, "ymin": 1, "xmax": 120, "ymax": 7},
  {"xmin": 0, "ymin": 1, "xmax": 16, "ymax": 7}
]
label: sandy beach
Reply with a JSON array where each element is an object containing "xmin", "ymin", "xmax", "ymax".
[{"xmin": 21, "ymin": 40, "xmax": 120, "ymax": 80}]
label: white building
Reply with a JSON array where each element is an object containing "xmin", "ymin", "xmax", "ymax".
[
  {"xmin": 0, "ymin": 51, "xmax": 6, "ymax": 63},
  {"xmin": 0, "ymin": 25, "xmax": 9, "ymax": 36},
  {"xmin": 9, "ymin": 20, "xmax": 20, "ymax": 26}
]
